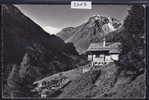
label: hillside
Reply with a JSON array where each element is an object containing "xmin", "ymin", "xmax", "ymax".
[
  {"xmin": 57, "ymin": 63, "xmax": 145, "ymax": 98},
  {"xmin": 2, "ymin": 4, "xmax": 85, "ymax": 98},
  {"xmin": 57, "ymin": 15, "xmax": 122, "ymax": 54},
  {"xmin": 32, "ymin": 62, "xmax": 145, "ymax": 98}
]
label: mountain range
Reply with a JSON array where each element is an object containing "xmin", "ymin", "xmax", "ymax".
[{"xmin": 57, "ymin": 15, "xmax": 122, "ymax": 54}]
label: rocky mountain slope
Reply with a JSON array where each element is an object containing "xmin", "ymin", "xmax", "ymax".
[
  {"xmin": 57, "ymin": 63, "xmax": 145, "ymax": 98},
  {"xmin": 2, "ymin": 4, "xmax": 85, "ymax": 98},
  {"xmin": 32, "ymin": 62, "xmax": 145, "ymax": 98},
  {"xmin": 57, "ymin": 15, "xmax": 122, "ymax": 54}
]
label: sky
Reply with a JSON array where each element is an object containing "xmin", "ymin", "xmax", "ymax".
[{"xmin": 15, "ymin": 4, "xmax": 130, "ymax": 34}]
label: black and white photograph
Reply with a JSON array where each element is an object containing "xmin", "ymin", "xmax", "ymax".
[{"xmin": 1, "ymin": 4, "xmax": 146, "ymax": 99}]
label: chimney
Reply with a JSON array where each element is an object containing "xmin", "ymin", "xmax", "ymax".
[{"xmin": 103, "ymin": 37, "xmax": 106, "ymax": 47}]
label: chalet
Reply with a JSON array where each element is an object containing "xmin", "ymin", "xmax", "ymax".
[{"xmin": 87, "ymin": 40, "xmax": 121, "ymax": 66}]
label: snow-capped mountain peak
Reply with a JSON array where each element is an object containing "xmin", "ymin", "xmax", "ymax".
[{"xmin": 57, "ymin": 15, "xmax": 122, "ymax": 54}]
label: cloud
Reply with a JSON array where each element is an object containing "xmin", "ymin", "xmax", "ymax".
[{"xmin": 42, "ymin": 26, "xmax": 61, "ymax": 35}]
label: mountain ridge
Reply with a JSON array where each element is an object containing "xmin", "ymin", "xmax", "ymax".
[{"xmin": 56, "ymin": 15, "xmax": 122, "ymax": 54}]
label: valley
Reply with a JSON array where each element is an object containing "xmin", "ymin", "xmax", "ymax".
[{"xmin": 1, "ymin": 4, "xmax": 146, "ymax": 99}]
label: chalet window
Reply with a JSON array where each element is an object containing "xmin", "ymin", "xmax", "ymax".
[
  {"xmin": 100, "ymin": 55, "xmax": 105, "ymax": 58},
  {"xmin": 96, "ymin": 55, "xmax": 100, "ymax": 57}
]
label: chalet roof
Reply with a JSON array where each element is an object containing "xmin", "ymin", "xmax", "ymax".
[
  {"xmin": 87, "ymin": 42, "xmax": 121, "ymax": 53},
  {"xmin": 109, "ymin": 48, "xmax": 121, "ymax": 53}
]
